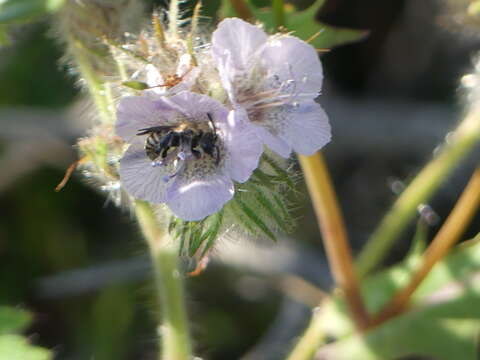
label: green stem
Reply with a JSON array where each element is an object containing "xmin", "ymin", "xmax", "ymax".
[
  {"xmin": 135, "ymin": 201, "xmax": 192, "ymax": 360},
  {"xmin": 299, "ymin": 153, "xmax": 369, "ymax": 329},
  {"xmin": 69, "ymin": 37, "xmax": 114, "ymax": 124},
  {"xmin": 286, "ymin": 310, "xmax": 325, "ymax": 360},
  {"xmin": 356, "ymin": 111, "xmax": 480, "ymax": 277},
  {"xmin": 272, "ymin": 0, "xmax": 285, "ymax": 28}
]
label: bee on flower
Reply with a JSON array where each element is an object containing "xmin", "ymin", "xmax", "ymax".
[
  {"xmin": 116, "ymin": 91, "xmax": 262, "ymax": 220},
  {"xmin": 63, "ymin": 2, "xmax": 332, "ymax": 232}
]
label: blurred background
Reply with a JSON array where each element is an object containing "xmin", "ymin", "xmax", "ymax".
[{"xmin": 1, "ymin": 0, "xmax": 479, "ymax": 359}]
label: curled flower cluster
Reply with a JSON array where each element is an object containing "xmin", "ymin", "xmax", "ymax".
[{"xmin": 115, "ymin": 17, "xmax": 331, "ymax": 221}]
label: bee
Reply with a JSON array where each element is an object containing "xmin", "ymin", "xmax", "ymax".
[{"xmin": 136, "ymin": 113, "xmax": 220, "ymax": 166}]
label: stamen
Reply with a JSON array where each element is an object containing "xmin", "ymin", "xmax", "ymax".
[
  {"xmin": 163, "ymin": 156, "xmax": 189, "ymax": 182},
  {"xmin": 177, "ymin": 151, "xmax": 187, "ymax": 160},
  {"xmin": 253, "ymin": 101, "xmax": 286, "ymax": 110},
  {"xmin": 241, "ymin": 89, "xmax": 279, "ymax": 102}
]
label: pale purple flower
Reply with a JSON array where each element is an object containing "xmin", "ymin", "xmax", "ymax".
[
  {"xmin": 116, "ymin": 91, "xmax": 262, "ymax": 220},
  {"xmin": 212, "ymin": 18, "xmax": 331, "ymax": 157}
]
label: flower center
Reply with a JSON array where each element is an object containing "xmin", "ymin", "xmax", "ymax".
[
  {"xmin": 136, "ymin": 114, "xmax": 221, "ymax": 182},
  {"xmin": 233, "ymin": 63, "xmax": 300, "ymax": 126}
]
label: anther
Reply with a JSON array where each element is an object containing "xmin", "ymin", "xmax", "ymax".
[
  {"xmin": 151, "ymin": 161, "xmax": 163, "ymax": 167},
  {"xmin": 177, "ymin": 151, "xmax": 187, "ymax": 160}
]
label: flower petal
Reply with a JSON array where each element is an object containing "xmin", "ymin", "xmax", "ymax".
[
  {"xmin": 176, "ymin": 54, "xmax": 193, "ymax": 76},
  {"xmin": 279, "ymin": 101, "xmax": 331, "ymax": 155},
  {"xmin": 116, "ymin": 96, "xmax": 175, "ymax": 143},
  {"xmin": 145, "ymin": 64, "xmax": 165, "ymax": 95},
  {"xmin": 165, "ymin": 174, "xmax": 234, "ymax": 221},
  {"xmin": 263, "ymin": 36, "xmax": 323, "ymax": 98},
  {"xmin": 119, "ymin": 143, "xmax": 169, "ymax": 203},
  {"xmin": 251, "ymin": 123, "xmax": 292, "ymax": 158},
  {"xmin": 212, "ymin": 18, "xmax": 267, "ymax": 72},
  {"xmin": 166, "ymin": 91, "xmax": 229, "ymax": 125},
  {"xmin": 223, "ymin": 109, "xmax": 263, "ymax": 182}
]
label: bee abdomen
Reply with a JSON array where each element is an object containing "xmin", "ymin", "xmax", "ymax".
[{"xmin": 145, "ymin": 132, "xmax": 163, "ymax": 161}]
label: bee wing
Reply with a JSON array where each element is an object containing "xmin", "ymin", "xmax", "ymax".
[{"xmin": 136, "ymin": 125, "xmax": 176, "ymax": 136}]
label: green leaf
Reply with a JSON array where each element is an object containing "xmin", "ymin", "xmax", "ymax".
[
  {"xmin": 316, "ymin": 237, "xmax": 480, "ymax": 359},
  {"xmin": 318, "ymin": 317, "xmax": 480, "ymax": 360},
  {"xmin": 0, "ymin": 307, "xmax": 32, "ymax": 335},
  {"xmin": 200, "ymin": 211, "xmax": 224, "ymax": 257},
  {"xmin": 287, "ymin": 0, "xmax": 368, "ymax": 49},
  {"xmin": 122, "ymin": 81, "xmax": 149, "ymax": 91},
  {"xmin": 188, "ymin": 221, "xmax": 205, "ymax": 256},
  {"xmin": 222, "ymin": 0, "xmax": 367, "ymax": 49},
  {"xmin": 251, "ymin": 184, "xmax": 293, "ymax": 233},
  {"xmin": 261, "ymin": 154, "xmax": 296, "ymax": 192},
  {"xmin": 0, "ymin": 335, "xmax": 51, "ymax": 360},
  {"xmin": 170, "ymin": 211, "xmax": 225, "ymax": 259},
  {"xmin": 233, "ymin": 197, "xmax": 276, "ymax": 241},
  {"xmin": 0, "ymin": 0, "xmax": 65, "ymax": 24}
]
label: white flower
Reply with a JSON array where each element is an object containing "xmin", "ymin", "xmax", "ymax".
[
  {"xmin": 144, "ymin": 54, "xmax": 200, "ymax": 96},
  {"xmin": 212, "ymin": 18, "xmax": 331, "ymax": 157}
]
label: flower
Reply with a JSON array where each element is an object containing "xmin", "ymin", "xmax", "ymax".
[
  {"xmin": 116, "ymin": 91, "xmax": 263, "ymax": 220},
  {"xmin": 212, "ymin": 18, "xmax": 331, "ymax": 158}
]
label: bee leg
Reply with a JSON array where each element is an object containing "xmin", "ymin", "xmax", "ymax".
[
  {"xmin": 206, "ymin": 113, "xmax": 217, "ymax": 134},
  {"xmin": 214, "ymin": 145, "xmax": 221, "ymax": 166},
  {"xmin": 158, "ymin": 132, "xmax": 180, "ymax": 160}
]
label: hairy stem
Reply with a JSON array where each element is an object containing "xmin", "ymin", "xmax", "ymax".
[
  {"xmin": 135, "ymin": 201, "xmax": 192, "ymax": 360},
  {"xmin": 187, "ymin": 1, "xmax": 202, "ymax": 66},
  {"xmin": 371, "ymin": 168, "xmax": 480, "ymax": 325},
  {"xmin": 356, "ymin": 111, "xmax": 480, "ymax": 277},
  {"xmin": 298, "ymin": 153, "xmax": 369, "ymax": 329},
  {"xmin": 69, "ymin": 36, "xmax": 114, "ymax": 124},
  {"xmin": 168, "ymin": 0, "xmax": 179, "ymax": 37}
]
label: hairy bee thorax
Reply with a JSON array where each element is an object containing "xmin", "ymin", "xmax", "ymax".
[{"xmin": 136, "ymin": 113, "xmax": 221, "ymax": 182}]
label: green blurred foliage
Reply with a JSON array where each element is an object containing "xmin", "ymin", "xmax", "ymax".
[
  {"xmin": 1, "ymin": 0, "xmax": 478, "ymax": 360},
  {"xmin": 219, "ymin": 0, "xmax": 367, "ymax": 49},
  {"xmin": 0, "ymin": 335, "xmax": 51, "ymax": 360},
  {"xmin": 0, "ymin": 0, "xmax": 64, "ymax": 24},
  {"xmin": 0, "ymin": 307, "xmax": 32, "ymax": 334},
  {"xmin": 0, "ymin": 307, "xmax": 51, "ymax": 360},
  {"xmin": 0, "ymin": 23, "xmax": 76, "ymax": 107},
  {"xmin": 318, "ymin": 235, "xmax": 480, "ymax": 359}
]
